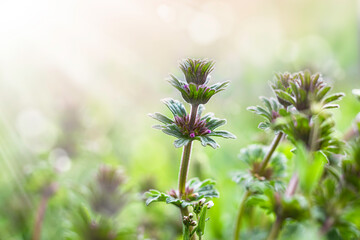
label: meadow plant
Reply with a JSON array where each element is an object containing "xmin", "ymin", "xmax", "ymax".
[
  {"xmin": 145, "ymin": 59, "xmax": 235, "ymax": 239},
  {"xmin": 232, "ymin": 71, "xmax": 360, "ymax": 240},
  {"xmin": 67, "ymin": 165, "xmax": 133, "ymax": 240}
]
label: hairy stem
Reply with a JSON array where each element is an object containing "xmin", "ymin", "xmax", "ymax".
[
  {"xmin": 32, "ymin": 195, "xmax": 49, "ymax": 240},
  {"xmin": 178, "ymin": 104, "xmax": 199, "ymax": 240},
  {"xmin": 259, "ymin": 132, "xmax": 284, "ymax": 173},
  {"xmin": 32, "ymin": 183, "xmax": 57, "ymax": 240},
  {"xmin": 320, "ymin": 216, "xmax": 335, "ymax": 235},
  {"xmin": 189, "ymin": 104, "xmax": 199, "ymax": 127},
  {"xmin": 285, "ymin": 172, "xmax": 299, "ymax": 198},
  {"xmin": 266, "ymin": 216, "xmax": 283, "ymax": 240},
  {"xmin": 178, "ymin": 142, "xmax": 193, "ymax": 198},
  {"xmin": 233, "ymin": 191, "xmax": 251, "ymax": 240},
  {"xmin": 233, "ymin": 132, "xmax": 284, "ymax": 240}
]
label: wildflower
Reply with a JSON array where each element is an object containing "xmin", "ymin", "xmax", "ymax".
[
  {"xmin": 149, "ymin": 98, "xmax": 235, "ymax": 148},
  {"xmin": 168, "ymin": 58, "xmax": 229, "ymax": 105}
]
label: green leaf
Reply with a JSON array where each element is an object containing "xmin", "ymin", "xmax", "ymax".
[
  {"xmin": 145, "ymin": 189, "xmax": 168, "ymax": 206},
  {"xmin": 174, "ymin": 138, "xmax": 191, "ymax": 148},
  {"xmin": 162, "ymin": 98, "xmax": 187, "ymax": 117},
  {"xmin": 246, "ymin": 194, "xmax": 273, "ymax": 213},
  {"xmin": 247, "ymin": 106, "xmax": 271, "ymax": 120},
  {"xmin": 206, "ymin": 118, "xmax": 226, "ymax": 130},
  {"xmin": 162, "ymin": 124, "xmax": 183, "ymax": 138},
  {"xmin": 209, "ymin": 81, "xmax": 230, "ymax": 92},
  {"xmin": 275, "ymin": 90, "xmax": 296, "ymax": 105},
  {"xmin": 186, "ymin": 178, "xmax": 219, "ymax": 199},
  {"xmin": 149, "ymin": 112, "xmax": 174, "ymax": 124},
  {"xmin": 208, "ymin": 130, "xmax": 236, "ymax": 139},
  {"xmin": 196, "ymin": 206, "xmax": 207, "ymax": 237},
  {"xmin": 296, "ymin": 145, "xmax": 327, "ymax": 194},
  {"xmin": 199, "ymin": 135, "xmax": 219, "ymax": 149},
  {"xmin": 258, "ymin": 122, "xmax": 271, "ymax": 130},
  {"xmin": 323, "ymin": 93, "xmax": 345, "ymax": 104},
  {"xmin": 316, "ymin": 86, "xmax": 331, "ymax": 101}
]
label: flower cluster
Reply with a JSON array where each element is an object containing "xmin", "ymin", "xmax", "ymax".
[
  {"xmin": 168, "ymin": 59, "xmax": 229, "ymax": 105},
  {"xmin": 272, "ymin": 71, "xmax": 344, "ymax": 114},
  {"xmin": 150, "ymin": 98, "xmax": 235, "ymax": 149},
  {"xmin": 174, "ymin": 115, "xmax": 211, "ymax": 138}
]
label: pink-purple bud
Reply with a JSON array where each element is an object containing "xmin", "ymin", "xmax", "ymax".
[
  {"xmin": 184, "ymin": 84, "xmax": 189, "ymax": 91},
  {"xmin": 206, "ymin": 130, "xmax": 211, "ymax": 134},
  {"xmin": 190, "ymin": 133, "xmax": 195, "ymax": 138}
]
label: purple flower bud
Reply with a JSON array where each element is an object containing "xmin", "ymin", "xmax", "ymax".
[
  {"xmin": 184, "ymin": 84, "xmax": 189, "ymax": 91},
  {"xmin": 206, "ymin": 130, "xmax": 211, "ymax": 134},
  {"xmin": 190, "ymin": 133, "xmax": 195, "ymax": 138}
]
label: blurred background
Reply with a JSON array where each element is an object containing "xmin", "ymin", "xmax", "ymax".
[{"xmin": 0, "ymin": 0, "xmax": 359, "ymax": 239}]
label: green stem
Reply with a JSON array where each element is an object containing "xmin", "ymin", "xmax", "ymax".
[
  {"xmin": 285, "ymin": 172, "xmax": 298, "ymax": 198},
  {"xmin": 233, "ymin": 132, "xmax": 284, "ymax": 240},
  {"xmin": 320, "ymin": 216, "xmax": 335, "ymax": 235},
  {"xmin": 178, "ymin": 142, "xmax": 193, "ymax": 199},
  {"xmin": 188, "ymin": 104, "xmax": 199, "ymax": 128},
  {"xmin": 178, "ymin": 104, "xmax": 199, "ymax": 240},
  {"xmin": 32, "ymin": 195, "xmax": 49, "ymax": 240},
  {"xmin": 233, "ymin": 191, "xmax": 251, "ymax": 240},
  {"xmin": 260, "ymin": 132, "xmax": 284, "ymax": 173},
  {"xmin": 266, "ymin": 216, "xmax": 283, "ymax": 240}
]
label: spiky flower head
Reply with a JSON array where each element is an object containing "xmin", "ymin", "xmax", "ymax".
[
  {"xmin": 179, "ymin": 58, "xmax": 215, "ymax": 85},
  {"xmin": 90, "ymin": 165, "xmax": 127, "ymax": 217},
  {"xmin": 96, "ymin": 165, "xmax": 125, "ymax": 194},
  {"xmin": 272, "ymin": 70, "xmax": 344, "ymax": 114},
  {"xmin": 149, "ymin": 98, "xmax": 235, "ymax": 148},
  {"xmin": 169, "ymin": 58, "xmax": 229, "ymax": 105},
  {"xmin": 271, "ymin": 72, "xmax": 294, "ymax": 107}
]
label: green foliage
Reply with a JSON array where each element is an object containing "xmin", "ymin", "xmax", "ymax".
[
  {"xmin": 272, "ymin": 71, "xmax": 344, "ymax": 114},
  {"xmin": 150, "ymin": 98, "xmax": 235, "ymax": 148},
  {"xmin": 66, "ymin": 205, "xmax": 133, "ymax": 240},
  {"xmin": 233, "ymin": 145, "xmax": 287, "ymax": 193},
  {"xmin": 166, "ymin": 58, "xmax": 230, "ymax": 105},
  {"xmin": 295, "ymin": 145, "xmax": 327, "ymax": 194},
  {"xmin": 169, "ymin": 75, "xmax": 229, "ymax": 105},
  {"xmin": 179, "ymin": 58, "xmax": 215, "ymax": 85},
  {"xmin": 247, "ymin": 190, "xmax": 309, "ymax": 221},
  {"xmin": 67, "ymin": 166, "xmax": 132, "ymax": 240},
  {"xmin": 275, "ymin": 111, "xmax": 343, "ymax": 157},
  {"xmin": 145, "ymin": 178, "xmax": 219, "ymax": 208},
  {"xmin": 247, "ymin": 97, "xmax": 283, "ymax": 131}
]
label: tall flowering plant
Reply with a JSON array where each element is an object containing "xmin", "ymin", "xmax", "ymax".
[
  {"xmin": 231, "ymin": 71, "xmax": 360, "ymax": 240},
  {"xmin": 145, "ymin": 59, "xmax": 235, "ymax": 240}
]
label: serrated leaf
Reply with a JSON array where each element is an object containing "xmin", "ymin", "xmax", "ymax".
[
  {"xmin": 199, "ymin": 135, "xmax": 219, "ymax": 149},
  {"xmin": 149, "ymin": 112, "xmax": 174, "ymax": 124},
  {"xmin": 174, "ymin": 138, "xmax": 190, "ymax": 148},
  {"xmin": 162, "ymin": 98, "xmax": 187, "ymax": 117},
  {"xmin": 208, "ymin": 130, "xmax": 236, "ymax": 139},
  {"xmin": 206, "ymin": 118, "xmax": 226, "ymax": 130}
]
